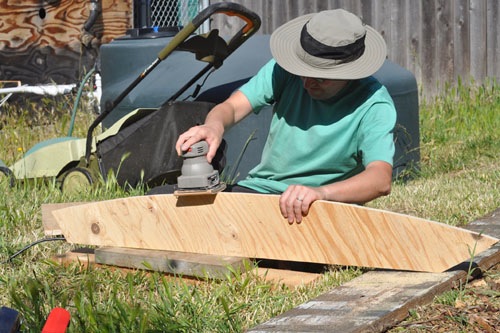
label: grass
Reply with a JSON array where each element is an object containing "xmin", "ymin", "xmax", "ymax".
[
  {"xmin": 0, "ymin": 79, "xmax": 499, "ymax": 331},
  {"xmin": 368, "ymin": 79, "xmax": 499, "ymax": 226}
]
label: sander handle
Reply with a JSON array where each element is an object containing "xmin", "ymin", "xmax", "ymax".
[{"xmin": 180, "ymin": 140, "xmax": 209, "ymax": 158}]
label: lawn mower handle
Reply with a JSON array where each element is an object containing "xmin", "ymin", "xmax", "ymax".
[
  {"xmin": 84, "ymin": 2, "xmax": 261, "ymax": 164},
  {"xmin": 158, "ymin": 2, "xmax": 261, "ymax": 61},
  {"xmin": 166, "ymin": 2, "xmax": 261, "ymax": 102}
]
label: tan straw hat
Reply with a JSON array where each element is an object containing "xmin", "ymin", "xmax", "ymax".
[{"xmin": 270, "ymin": 9, "xmax": 387, "ymax": 80}]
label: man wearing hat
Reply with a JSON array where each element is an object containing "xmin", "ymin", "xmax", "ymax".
[{"xmin": 176, "ymin": 9, "xmax": 397, "ymax": 224}]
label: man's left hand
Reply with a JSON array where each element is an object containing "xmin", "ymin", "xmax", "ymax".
[{"xmin": 279, "ymin": 185, "xmax": 324, "ymax": 224}]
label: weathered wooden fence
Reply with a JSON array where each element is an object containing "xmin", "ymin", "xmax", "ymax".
[
  {"xmin": 1, "ymin": 0, "xmax": 498, "ymax": 99},
  {"xmin": 212, "ymin": 0, "xmax": 500, "ymax": 99}
]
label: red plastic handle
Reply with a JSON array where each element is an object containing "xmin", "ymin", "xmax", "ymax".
[{"xmin": 41, "ymin": 307, "xmax": 71, "ymax": 333}]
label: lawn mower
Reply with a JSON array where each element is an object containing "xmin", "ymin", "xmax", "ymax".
[{"xmin": 0, "ymin": 2, "xmax": 261, "ymax": 194}]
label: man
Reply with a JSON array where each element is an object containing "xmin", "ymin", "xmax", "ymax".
[{"xmin": 175, "ymin": 9, "xmax": 396, "ymax": 223}]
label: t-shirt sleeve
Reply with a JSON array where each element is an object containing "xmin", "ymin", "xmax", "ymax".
[
  {"xmin": 238, "ymin": 59, "xmax": 277, "ymax": 114},
  {"xmin": 358, "ymin": 89, "xmax": 397, "ymax": 166}
]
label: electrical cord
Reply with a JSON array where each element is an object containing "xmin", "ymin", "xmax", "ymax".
[
  {"xmin": 182, "ymin": 67, "xmax": 216, "ymax": 101},
  {"xmin": 3, "ymin": 236, "xmax": 66, "ymax": 264}
]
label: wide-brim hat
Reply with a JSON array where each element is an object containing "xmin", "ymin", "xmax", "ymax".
[{"xmin": 270, "ymin": 9, "xmax": 387, "ymax": 80}]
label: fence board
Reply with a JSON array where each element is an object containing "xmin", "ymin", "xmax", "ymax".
[
  {"xmin": 408, "ymin": 0, "xmax": 422, "ymax": 81},
  {"xmin": 469, "ymin": 0, "xmax": 487, "ymax": 81},
  {"xmin": 486, "ymin": 1, "xmax": 500, "ymax": 78},
  {"xmin": 437, "ymin": 1, "xmax": 453, "ymax": 83},
  {"xmin": 453, "ymin": 0, "xmax": 471, "ymax": 82}
]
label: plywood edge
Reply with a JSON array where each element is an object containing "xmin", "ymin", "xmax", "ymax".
[
  {"xmin": 354, "ymin": 200, "xmax": 499, "ymax": 243},
  {"xmin": 41, "ymin": 202, "xmax": 86, "ymax": 236}
]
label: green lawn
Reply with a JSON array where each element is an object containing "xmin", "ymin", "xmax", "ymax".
[{"xmin": 0, "ymin": 80, "xmax": 498, "ymax": 332}]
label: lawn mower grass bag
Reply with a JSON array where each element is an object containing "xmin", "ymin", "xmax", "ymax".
[{"xmin": 96, "ymin": 100, "xmax": 225, "ymax": 189}]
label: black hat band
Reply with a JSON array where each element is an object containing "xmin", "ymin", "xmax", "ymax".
[{"xmin": 300, "ymin": 24, "xmax": 366, "ymax": 63}]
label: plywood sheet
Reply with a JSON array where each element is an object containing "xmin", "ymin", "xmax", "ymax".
[
  {"xmin": 50, "ymin": 193, "xmax": 499, "ymax": 273},
  {"xmin": 0, "ymin": 0, "xmax": 132, "ymax": 84}
]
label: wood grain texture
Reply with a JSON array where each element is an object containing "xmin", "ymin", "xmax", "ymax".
[
  {"xmin": 249, "ymin": 209, "xmax": 500, "ymax": 332},
  {"xmin": 42, "ymin": 202, "xmax": 85, "ymax": 236},
  {"xmin": 0, "ymin": 0, "xmax": 132, "ymax": 84},
  {"xmin": 0, "ymin": 0, "xmax": 131, "ymax": 51},
  {"xmin": 50, "ymin": 193, "xmax": 499, "ymax": 273},
  {"xmin": 255, "ymin": 268, "xmax": 322, "ymax": 287}
]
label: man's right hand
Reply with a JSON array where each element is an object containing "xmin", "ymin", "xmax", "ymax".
[
  {"xmin": 176, "ymin": 91, "xmax": 254, "ymax": 163},
  {"xmin": 175, "ymin": 124, "xmax": 223, "ymax": 163}
]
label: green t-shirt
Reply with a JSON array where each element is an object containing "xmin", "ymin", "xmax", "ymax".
[{"xmin": 237, "ymin": 59, "xmax": 396, "ymax": 194}]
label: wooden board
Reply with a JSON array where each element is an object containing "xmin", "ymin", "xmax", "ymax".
[
  {"xmin": 55, "ymin": 247, "xmax": 322, "ymax": 287},
  {"xmin": 94, "ymin": 247, "xmax": 247, "ymax": 279},
  {"xmin": 249, "ymin": 208, "xmax": 500, "ymax": 332},
  {"xmin": 42, "ymin": 202, "xmax": 85, "ymax": 236},
  {"xmin": 49, "ymin": 193, "xmax": 499, "ymax": 273},
  {"xmin": 255, "ymin": 268, "xmax": 322, "ymax": 287}
]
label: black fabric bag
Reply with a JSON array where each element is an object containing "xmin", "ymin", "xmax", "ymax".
[{"xmin": 97, "ymin": 101, "xmax": 225, "ymax": 188}]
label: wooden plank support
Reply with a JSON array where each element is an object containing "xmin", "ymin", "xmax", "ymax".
[
  {"xmin": 248, "ymin": 208, "xmax": 500, "ymax": 332},
  {"xmin": 56, "ymin": 247, "xmax": 322, "ymax": 287},
  {"xmin": 54, "ymin": 247, "xmax": 95, "ymax": 267},
  {"xmin": 255, "ymin": 268, "xmax": 322, "ymax": 287},
  {"xmin": 94, "ymin": 247, "xmax": 248, "ymax": 279}
]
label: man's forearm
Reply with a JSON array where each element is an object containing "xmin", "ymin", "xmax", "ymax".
[
  {"xmin": 205, "ymin": 90, "xmax": 253, "ymax": 131},
  {"xmin": 204, "ymin": 103, "xmax": 237, "ymax": 133},
  {"xmin": 321, "ymin": 161, "xmax": 392, "ymax": 204}
]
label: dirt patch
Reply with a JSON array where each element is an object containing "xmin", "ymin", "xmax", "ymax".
[{"xmin": 389, "ymin": 263, "xmax": 500, "ymax": 332}]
